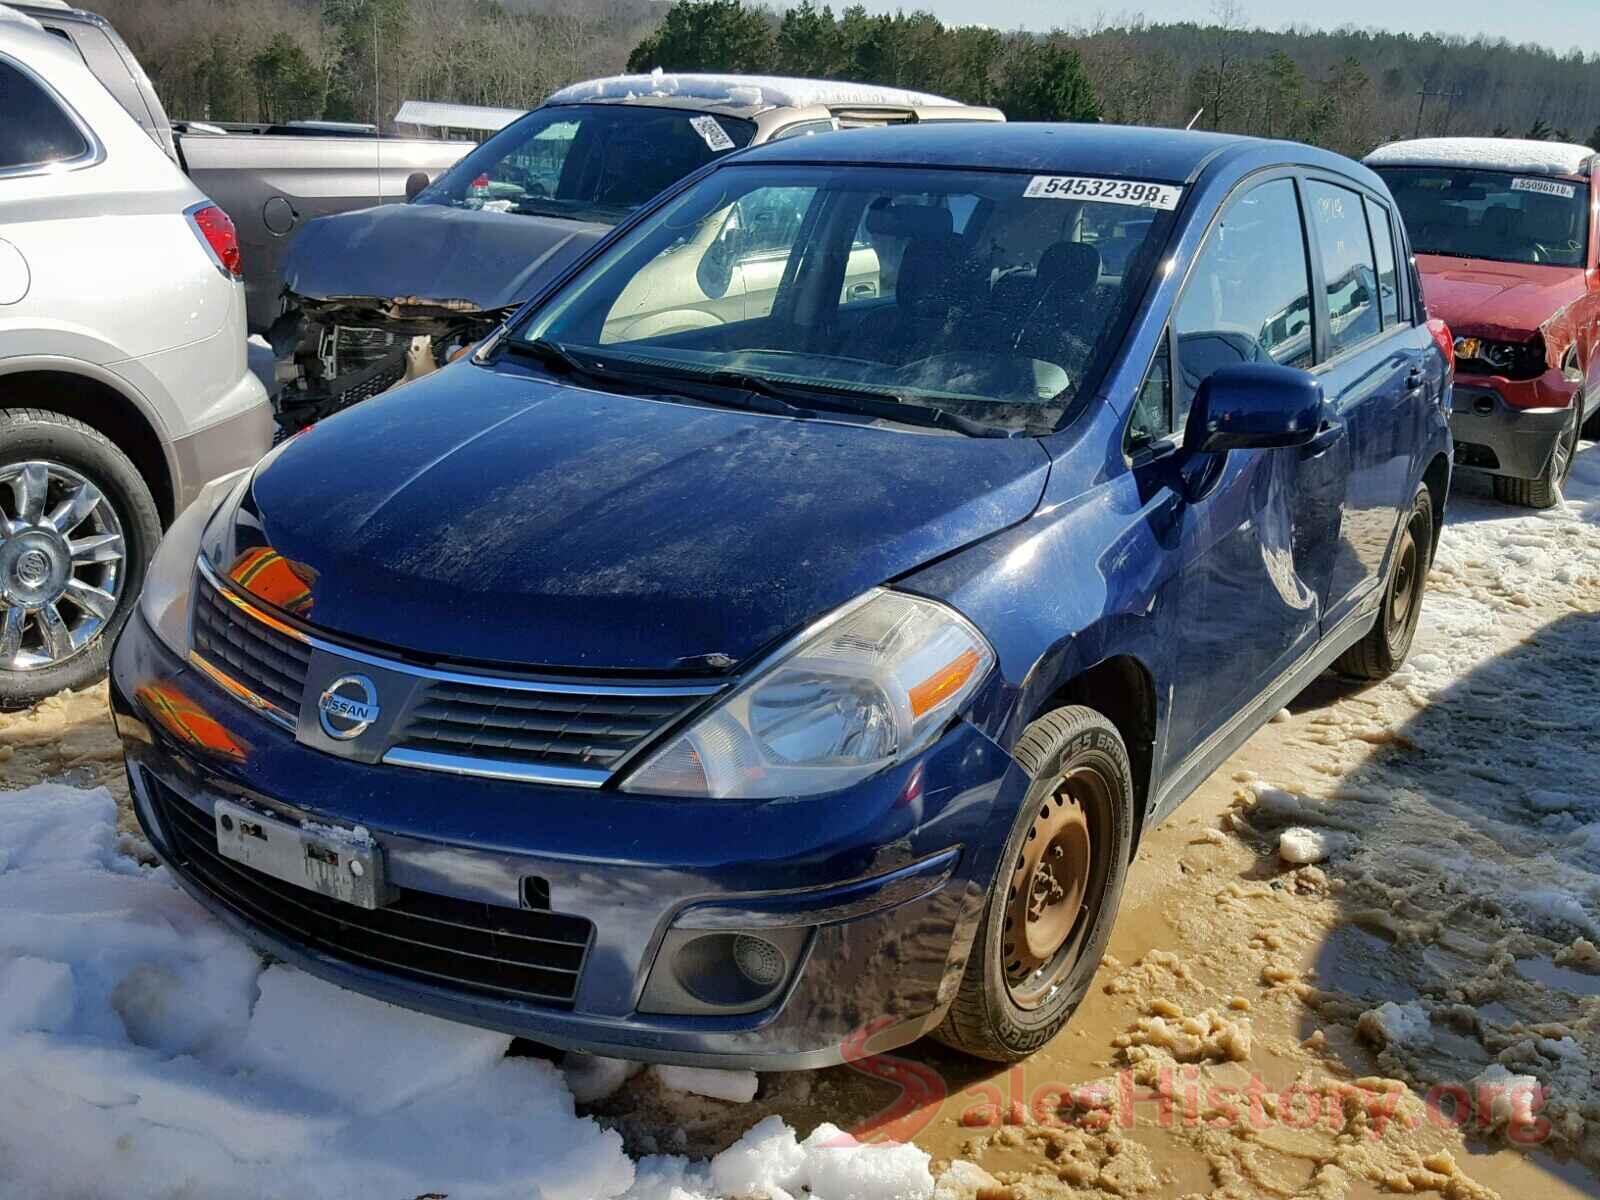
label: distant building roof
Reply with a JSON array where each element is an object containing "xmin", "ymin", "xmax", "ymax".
[
  {"xmin": 394, "ymin": 100, "xmax": 526, "ymax": 134},
  {"xmin": 1366, "ymin": 137, "xmax": 1595, "ymax": 178},
  {"xmin": 546, "ymin": 72, "xmax": 964, "ymax": 115}
]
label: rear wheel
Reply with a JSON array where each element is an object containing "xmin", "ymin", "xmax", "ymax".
[
  {"xmin": 0, "ymin": 409, "xmax": 161, "ymax": 708},
  {"xmin": 934, "ymin": 705, "xmax": 1134, "ymax": 1062},
  {"xmin": 1335, "ymin": 485, "xmax": 1433, "ymax": 681}
]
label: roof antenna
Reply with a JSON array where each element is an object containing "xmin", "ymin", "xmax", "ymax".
[{"xmin": 1185, "ymin": 108, "xmax": 1204, "ymax": 131}]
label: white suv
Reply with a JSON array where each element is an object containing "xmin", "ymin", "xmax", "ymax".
[{"xmin": 0, "ymin": 7, "xmax": 271, "ymax": 705}]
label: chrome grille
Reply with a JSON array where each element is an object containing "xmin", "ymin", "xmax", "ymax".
[
  {"xmin": 395, "ymin": 682, "xmax": 704, "ymax": 774},
  {"xmin": 191, "ymin": 574, "xmax": 309, "ymax": 726},
  {"xmin": 188, "ymin": 558, "xmax": 723, "ymax": 785},
  {"xmin": 146, "ymin": 772, "xmax": 592, "ymax": 1007}
]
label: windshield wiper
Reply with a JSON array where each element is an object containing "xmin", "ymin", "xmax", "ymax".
[
  {"xmin": 506, "ymin": 344, "xmax": 1018, "ymax": 436},
  {"xmin": 505, "ymin": 341, "xmax": 808, "ymax": 418},
  {"xmin": 708, "ymin": 372, "xmax": 1018, "ymax": 438},
  {"xmin": 503, "ymin": 338, "xmax": 666, "ymax": 395}
]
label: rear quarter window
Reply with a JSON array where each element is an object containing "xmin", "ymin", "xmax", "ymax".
[{"xmin": 0, "ymin": 59, "xmax": 91, "ymax": 172}]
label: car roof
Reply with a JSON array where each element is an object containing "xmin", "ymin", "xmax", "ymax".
[
  {"xmin": 731, "ymin": 121, "xmax": 1338, "ymax": 185},
  {"xmin": 1365, "ymin": 137, "xmax": 1595, "ymax": 180},
  {"xmin": 0, "ymin": 3, "xmax": 82, "ymax": 63},
  {"xmin": 545, "ymin": 73, "xmax": 967, "ymax": 119}
]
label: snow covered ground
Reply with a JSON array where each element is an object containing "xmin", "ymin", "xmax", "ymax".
[
  {"xmin": 1, "ymin": 444, "xmax": 1596, "ymax": 1198},
  {"xmin": 0, "ymin": 782, "xmax": 947, "ymax": 1198}
]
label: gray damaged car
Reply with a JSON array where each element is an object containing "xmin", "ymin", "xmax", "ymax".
[{"xmin": 268, "ymin": 73, "xmax": 1002, "ymax": 432}]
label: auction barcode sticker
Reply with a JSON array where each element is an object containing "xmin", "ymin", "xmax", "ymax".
[
  {"xmin": 690, "ymin": 115, "xmax": 736, "ymax": 152},
  {"xmin": 1510, "ymin": 177, "xmax": 1577, "ymax": 199},
  {"xmin": 1024, "ymin": 176, "xmax": 1183, "ymax": 210}
]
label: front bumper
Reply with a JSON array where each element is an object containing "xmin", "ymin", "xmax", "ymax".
[
  {"xmin": 1450, "ymin": 368, "xmax": 1577, "ymax": 479},
  {"xmin": 111, "ymin": 611, "xmax": 1019, "ymax": 1069}
]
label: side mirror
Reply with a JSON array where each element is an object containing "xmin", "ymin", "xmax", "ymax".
[
  {"xmin": 1184, "ymin": 364, "xmax": 1323, "ymax": 454},
  {"xmin": 404, "ymin": 171, "xmax": 431, "ymax": 201}
]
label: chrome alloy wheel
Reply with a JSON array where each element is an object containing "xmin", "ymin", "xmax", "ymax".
[{"xmin": 0, "ymin": 461, "xmax": 126, "ymax": 671}]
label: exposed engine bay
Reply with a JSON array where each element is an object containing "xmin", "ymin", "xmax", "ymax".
[{"xmin": 268, "ymin": 296, "xmax": 509, "ymax": 436}]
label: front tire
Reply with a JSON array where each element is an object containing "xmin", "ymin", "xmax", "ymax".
[
  {"xmin": 1335, "ymin": 485, "xmax": 1433, "ymax": 682},
  {"xmin": 0, "ymin": 409, "xmax": 161, "ymax": 709},
  {"xmin": 934, "ymin": 705, "xmax": 1134, "ymax": 1062}
]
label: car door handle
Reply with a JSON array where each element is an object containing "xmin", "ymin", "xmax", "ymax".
[{"xmin": 1300, "ymin": 420, "xmax": 1344, "ymax": 458}]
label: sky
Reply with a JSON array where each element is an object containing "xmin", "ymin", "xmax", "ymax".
[{"xmin": 846, "ymin": 0, "xmax": 1600, "ymax": 55}]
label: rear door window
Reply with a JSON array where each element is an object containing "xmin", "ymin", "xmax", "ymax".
[
  {"xmin": 1306, "ymin": 181, "xmax": 1382, "ymax": 356},
  {"xmin": 0, "ymin": 60, "xmax": 91, "ymax": 172},
  {"xmin": 1173, "ymin": 177, "xmax": 1314, "ymax": 431},
  {"xmin": 1364, "ymin": 197, "xmax": 1401, "ymax": 328}
]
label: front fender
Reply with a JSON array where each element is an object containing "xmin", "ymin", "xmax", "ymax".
[{"xmin": 896, "ymin": 469, "xmax": 1176, "ymax": 755}]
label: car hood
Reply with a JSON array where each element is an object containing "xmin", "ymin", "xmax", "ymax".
[
  {"xmin": 280, "ymin": 203, "xmax": 610, "ymax": 312},
  {"xmin": 1415, "ymin": 255, "xmax": 1587, "ymax": 342},
  {"xmin": 225, "ymin": 363, "xmax": 1051, "ymax": 673}
]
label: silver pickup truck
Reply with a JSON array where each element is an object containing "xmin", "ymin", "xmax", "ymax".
[{"xmin": 15, "ymin": 2, "xmax": 470, "ymax": 331}]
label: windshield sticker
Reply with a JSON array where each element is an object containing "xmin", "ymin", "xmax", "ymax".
[
  {"xmin": 1024, "ymin": 176, "xmax": 1183, "ymax": 210},
  {"xmin": 690, "ymin": 115, "xmax": 736, "ymax": 152},
  {"xmin": 1510, "ymin": 177, "xmax": 1577, "ymax": 199}
]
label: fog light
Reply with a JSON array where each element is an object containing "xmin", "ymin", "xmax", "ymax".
[
  {"xmin": 637, "ymin": 926, "xmax": 810, "ymax": 1016},
  {"xmin": 733, "ymin": 934, "xmax": 786, "ymax": 988}
]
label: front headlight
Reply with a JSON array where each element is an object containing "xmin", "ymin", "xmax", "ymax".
[
  {"xmin": 1453, "ymin": 335, "xmax": 1545, "ymax": 380},
  {"xmin": 138, "ymin": 470, "xmax": 251, "ymax": 658},
  {"xmin": 621, "ymin": 589, "xmax": 994, "ymax": 799}
]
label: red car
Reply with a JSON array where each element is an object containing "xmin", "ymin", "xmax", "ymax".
[{"xmin": 1369, "ymin": 138, "xmax": 1599, "ymax": 507}]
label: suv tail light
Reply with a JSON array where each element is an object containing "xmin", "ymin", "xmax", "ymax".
[
  {"xmin": 1427, "ymin": 317, "xmax": 1454, "ymax": 373},
  {"xmin": 186, "ymin": 203, "xmax": 242, "ymax": 280}
]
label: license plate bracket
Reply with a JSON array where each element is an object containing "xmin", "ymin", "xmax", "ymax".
[{"xmin": 214, "ymin": 799, "xmax": 387, "ymax": 909}]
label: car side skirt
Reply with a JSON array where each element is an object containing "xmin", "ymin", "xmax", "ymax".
[{"xmin": 1147, "ymin": 599, "xmax": 1380, "ymax": 828}]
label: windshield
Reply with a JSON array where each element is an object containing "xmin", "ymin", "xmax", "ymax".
[
  {"xmin": 1375, "ymin": 166, "xmax": 1592, "ymax": 267},
  {"xmin": 413, "ymin": 104, "xmax": 756, "ymax": 225},
  {"xmin": 513, "ymin": 164, "xmax": 1179, "ymax": 434}
]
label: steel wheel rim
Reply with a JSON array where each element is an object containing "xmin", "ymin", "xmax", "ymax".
[
  {"xmin": 0, "ymin": 460, "xmax": 125, "ymax": 672},
  {"xmin": 1388, "ymin": 523, "xmax": 1419, "ymax": 636},
  {"xmin": 1003, "ymin": 764, "xmax": 1112, "ymax": 1009}
]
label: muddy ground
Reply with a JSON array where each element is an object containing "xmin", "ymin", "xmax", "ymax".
[{"xmin": 5, "ymin": 463, "xmax": 1598, "ymax": 1200}]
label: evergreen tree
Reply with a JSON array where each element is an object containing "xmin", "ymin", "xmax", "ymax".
[
  {"xmin": 776, "ymin": 2, "xmax": 844, "ymax": 78},
  {"xmin": 250, "ymin": 33, "xmax": 326, "ymax": 123},
  {"xmin": 995, "ymin": 40, "xmax": 1099, "ymax": 123},
  {"xmin": 626, "ymin": 0, "xmax": 775, "ymax": 74}
]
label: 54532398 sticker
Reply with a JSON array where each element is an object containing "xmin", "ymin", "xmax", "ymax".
[{"xmin": 1024, "ymin": 176, "xmax": 1183, "ymax": 210}]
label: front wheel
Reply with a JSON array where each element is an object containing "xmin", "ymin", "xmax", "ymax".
[
  {"xmin": 0, "ymin": 409, "xmax": 161, "ymax": 708},
  {"xmin": 934, "ymin": 705, "xmax": 1134, "ymax": 1062}
]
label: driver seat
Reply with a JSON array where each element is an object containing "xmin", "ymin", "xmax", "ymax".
[
  {"xmin": 862, "ymin": 234, "xmax": 984, "ymax": 363},
  {"xmin": 1013, "ymin": 242, "xmax": 1105, "ymax": 361}
]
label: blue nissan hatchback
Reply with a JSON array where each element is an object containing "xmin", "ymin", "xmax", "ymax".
[{"xmin": 112, "ymin": 124, "xmax": 1452, "ymax": 1066}]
